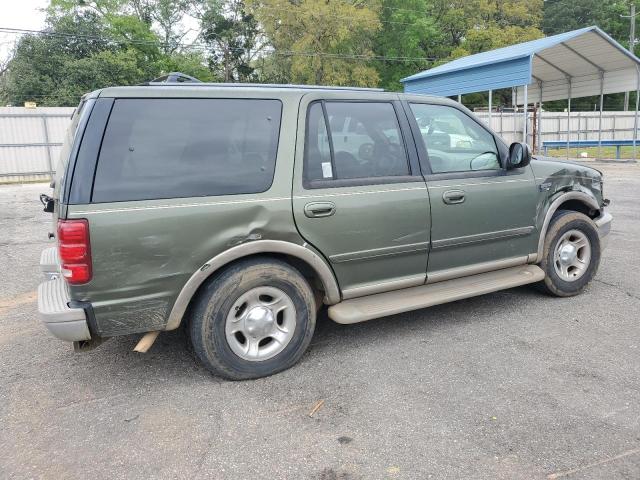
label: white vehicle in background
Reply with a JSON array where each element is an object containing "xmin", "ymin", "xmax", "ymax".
[{"xmin": 416, "ymin": 111, "xmax": 475, "ymax": 149}]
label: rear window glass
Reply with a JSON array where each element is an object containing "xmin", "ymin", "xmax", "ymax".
[{"xmin": 92, "ymin": 98, "xmax": 282, "ymax": 202}]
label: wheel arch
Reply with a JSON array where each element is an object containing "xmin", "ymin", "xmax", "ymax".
[
  {"xmin": 536, "ymin": 191, "xmax": 600, "ymax": 260},
  {"xmin": 164, "ymin": 240, "xmax": 340, "ymax": 330}
]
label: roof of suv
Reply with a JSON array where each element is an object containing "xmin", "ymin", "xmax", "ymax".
[
  {"xmin": 92, "ymin": 82, "xmax": 380, "ymax": 98},
  {"xmin": 92, "ymin": 84, "xmax": 449, "ymax": 104}
]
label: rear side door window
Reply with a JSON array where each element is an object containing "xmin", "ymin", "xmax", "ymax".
[
  {"xmin": 410, "ymin": 103, "xmax": 500, "ymax": 174},
  {"xmin": 304, "ymin": 101, "xmax": 410, "ymax": 186},
  {"xmin": 92, "ymin": 98, "xmax": 282, "ymax": 202}
]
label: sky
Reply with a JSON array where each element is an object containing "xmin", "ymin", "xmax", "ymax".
[
  {"xmin": 0, "ymin": 0, "xmax": 200, "ymax": 62},
  {"xmin": 0, "ymin": 0, "xmax": 50, "ymax": 61}
]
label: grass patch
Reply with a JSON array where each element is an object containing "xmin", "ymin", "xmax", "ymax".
[{"xmin": 543, "ymin": 145, "xmax": 640, "ymax": 160}]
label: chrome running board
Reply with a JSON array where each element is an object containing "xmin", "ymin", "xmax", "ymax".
[{"xmin": 328, "ymin": 265, "xmax": 545, "ymax": 324}]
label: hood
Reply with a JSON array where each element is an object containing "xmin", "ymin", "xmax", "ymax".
[{"xmin": 531, "ymin": 156, "xmax": 603, "ymax": 179}]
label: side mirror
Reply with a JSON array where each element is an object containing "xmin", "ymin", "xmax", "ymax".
[{"xmin": 507, "ymin": 142, "xmax": 531, "ymax": 169}]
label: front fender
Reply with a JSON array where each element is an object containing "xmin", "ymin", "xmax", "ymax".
[{"xmin": 535, "ymin": 190, "xmax": 600, "ymax": 260}]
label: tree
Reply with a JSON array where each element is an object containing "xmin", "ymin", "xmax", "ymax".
[
  {"xmin": 0, "ymin": 10, "xmax": 139, "ymax": 106},
  {"xmin": 250, "ymin": 0, "xmax": 381, "ymax": 86},
  {"xmin": 0, "ymin": 1, "xmax": 212, "ymax": 106},
  {"xmin": 51, "ymin": 0, "xmax": 198, "ymax": 54},
  {"xmin": 200, "ymin": 0, "xmax": 261, "ymax": 81},
  {"xmin": 542, "ymin": 0, "xmax": 639, "ymax": 42},
  {"xmin": 430, "ymin": 0, "xmax": 543, "ymax": 58},
  {"xmin": 373, "ymin": 0, "xmax": 443, "ymax": 91}
]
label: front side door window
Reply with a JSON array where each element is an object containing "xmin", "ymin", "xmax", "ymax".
[{"xmin": 410, "ymin": 103, "xmax": 500, "ymax": 174}]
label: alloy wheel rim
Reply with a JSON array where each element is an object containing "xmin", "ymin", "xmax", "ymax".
[
  {"xmin": 225, "ymin": 286, "xmax": 297, "ymax": 361},
  {"xmin": 553, "ymin": 229, "xmax": 591, "ymax": 282}
]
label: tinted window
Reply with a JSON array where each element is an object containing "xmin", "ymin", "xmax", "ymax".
[
  {"xmin": 305, "ymin": 101, "xmax": 409, "ymax": 184},
  {"xmin": 92, "ymin": 98, "xmax": 282, "ymax": 202},
  {"xmin": 410, "ymin": 103, "xmax": 500, "ymax": 174},
  {"xmin": 304, "ymin": 102, "xmax": 333, "ymax": 182}
]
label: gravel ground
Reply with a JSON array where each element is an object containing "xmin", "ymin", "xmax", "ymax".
[{"xmin": 1, "ymin": 163, "xmax": 639, "ymax": 480}]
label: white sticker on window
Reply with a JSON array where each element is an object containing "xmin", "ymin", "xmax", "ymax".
[{"xmin": 321, "ymin": 162, "xmax": 333, "ymax": 179}]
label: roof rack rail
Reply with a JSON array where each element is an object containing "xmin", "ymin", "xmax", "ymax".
[
  {"xmin": 142, "ymin": 72, "xmax": 203, "ymax": 85},
  {"xmin": 138, "ymin": 73, "xmax": 385, "ymax": 91},
  {"xmin": 197, "ymin": 83, "xmax": 385, "ymax": 92},
  {"xmin": 141, "ymin": 81, "xmax": 384, "ymax": 92}
]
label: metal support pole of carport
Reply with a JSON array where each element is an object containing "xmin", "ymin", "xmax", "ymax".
[
  {"xmin": 537, "ymin": 81, "xmax": 543, "ymax": 154},
  {"xmin": 566, "ymin": 78, "xmax": 572, "ymax": 160},
  {"xmin": 634, "ymin": 65, "xmax": 639, "ymax": 162},
  {"xmin": 522, "ymin": 84, "xmax": 528, "ymax": 144},
  {"xmin": 488, "ymin": 89, "xmax": 492, "ymax": 129},
  {"xmin": 598, "ymin": 71, "xmax": 604, "ymax": 160}
]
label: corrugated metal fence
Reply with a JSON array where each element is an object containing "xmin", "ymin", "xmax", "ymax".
[
  {"xmin": 0, "ymin": 107, "xmax": 637, "ymax": 183},
  {"xmin": 475, "ymin": 110, "xmax": 639, "ymax": 147},
  {"xmin": 0, "ymin": 107, "xmax": 74, "ymax": 183}
]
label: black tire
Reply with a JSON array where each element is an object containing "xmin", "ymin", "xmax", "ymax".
[
  {"xmin": 188, "ymin": 257, "xmax": 317, "ymax": 380},
  {"xmin": 537, "ymin": 210, "xmax": 601, "ymax": 297}
]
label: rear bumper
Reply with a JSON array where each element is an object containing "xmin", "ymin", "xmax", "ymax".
[
  {"xmin": 38, "ymin": 278, "xmax": 91, "ymax": 341},
  {"xmin": 38, "ymin": 247, "xmax": 91, "ymax": 342},
  {"xmin": 39, "ymin": 246, "xmax": 60, "ymax": 280},
  {"xmin": 594, "ymin": 209, "xmax": 612, "ymax": 250}
]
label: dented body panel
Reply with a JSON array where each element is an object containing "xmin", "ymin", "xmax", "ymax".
[
  {"xmin": 67, "ymin": 196, "xmax": 300, "ymax": 336},
  {"xmin": 64, "ymin": 87, "xmax": 305, "ymax": 336}
]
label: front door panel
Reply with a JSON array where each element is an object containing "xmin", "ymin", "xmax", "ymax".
[
  {"xmin": 405, "ymin": 100, "xmax": 538, "ymax": 279},
  {"xmin": 426, "ymin": 170, "xmax": 538, "ymax": 275}
]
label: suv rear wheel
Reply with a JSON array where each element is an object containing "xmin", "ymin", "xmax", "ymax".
[
  {"xmin": 188, "ymin": 257, "xmax": 316, "ymax": 380},
  {"xmin": 537, "ymin": 210, "xmax": 601, "ymax": 297}
]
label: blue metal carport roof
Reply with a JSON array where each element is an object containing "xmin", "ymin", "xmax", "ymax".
[{"xmin": 401, "ymin": 26, "xmax": 640, "ymax": 103}]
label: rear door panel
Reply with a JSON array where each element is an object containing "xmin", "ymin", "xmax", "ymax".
[{"xmin": 292, "ymin": 92, "xmax": 431, "ymax": 299}]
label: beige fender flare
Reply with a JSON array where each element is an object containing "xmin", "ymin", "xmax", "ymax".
[
  {"xmin": 536, "ymin": 191, "xmax": 600, "ymax": 260},
  {"xmin": 165, "ymin": 240, "xmax": 340, "ymax": 330}
]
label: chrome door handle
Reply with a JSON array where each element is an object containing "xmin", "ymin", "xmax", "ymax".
[
  {"xmin": 304, "ymin": 201, "xmax": 336, "ymax": 218},
  {"xmin": 442, "ymin": 189, "xmax": 465, "ymax": 205}
]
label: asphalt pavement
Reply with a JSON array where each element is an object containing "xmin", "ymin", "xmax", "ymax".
[{"xmin": 1, "ymin": 162, "xmax": 639, "ymax": 479}]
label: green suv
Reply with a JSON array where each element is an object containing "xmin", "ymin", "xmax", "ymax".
[{"xmin": 38, "ymin": 76, "xmax": 612, "ymax": 379}]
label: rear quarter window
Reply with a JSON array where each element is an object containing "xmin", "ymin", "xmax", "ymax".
[{"xmin": 92, "ymin": 98, "xmax": 282, "ymax": 202}]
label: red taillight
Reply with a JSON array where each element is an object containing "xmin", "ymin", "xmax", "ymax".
[{"xmin": 57, "ymin": 219, "xmax": 92, "ymax": 284}]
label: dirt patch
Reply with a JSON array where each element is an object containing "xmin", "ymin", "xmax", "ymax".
[{"xmin": 0, "ymin": 290, "xmax": 37, "ymax": 316}]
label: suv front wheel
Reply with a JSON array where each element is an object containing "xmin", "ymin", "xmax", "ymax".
[
  {"xmin": 537, "ymin": 210, "xmax": 601, "ymax": 297},
  {"xmin": 188, "ymin": 257, "xmax": 317, "ymax": 380}
]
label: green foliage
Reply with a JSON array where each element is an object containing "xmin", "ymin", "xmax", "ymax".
[
  {"xmin": 1, "ymin": 9, "xmax": 129, "ymax": 106},
  {"xmin": 201, "ymin": 0, "xmax": 260, "ymax": 81},
  {"xmin": 250, "ymin": 0, "xmax": 381, "ymax": 87},
  {"xmin": 429, "ymin": 0, "xmax": 543, "ymax": 58},
  {"xmin": 156, "ymin": 52, "xmax": 216, "ymax": 82},
  {"xmin": 1, "ymin": 0, "xmax": 208, "ymax": 106},
  {"xmin": 0, "ymin": 0, "xmax": 636, "ymax": 109},
  {"xmin": 373, "ymin": 0, "xmax": 441, "ymax": 91},
  {"xmin": 542, "ymin": 0, "xmax": 639, "ymax": 43}
]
